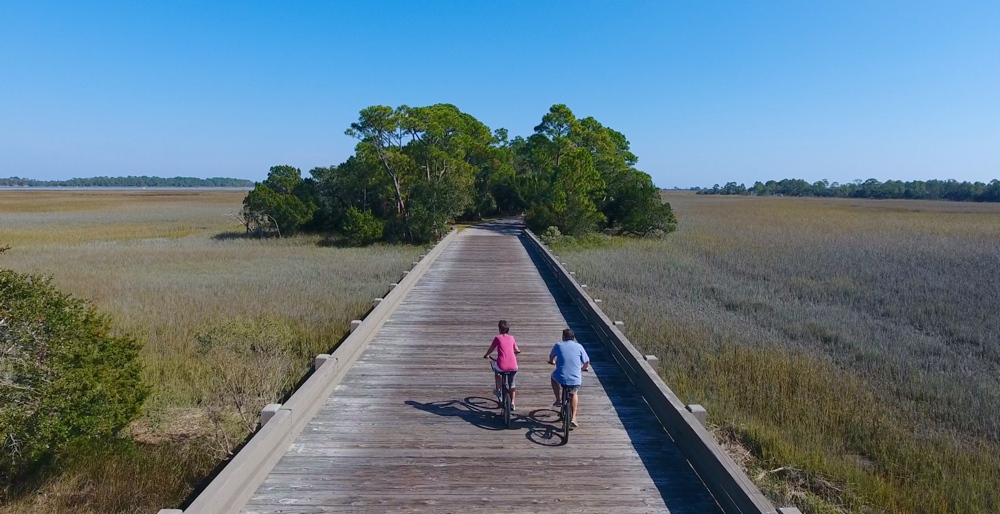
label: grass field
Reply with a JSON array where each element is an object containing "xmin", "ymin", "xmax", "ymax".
[
  {"xmin": 0, "ymin": 190, "xmax": 424, "ymax": 513},
  {"xmin": 553, "ymin": 192, "xmax": 1000, "ymax": 513}
]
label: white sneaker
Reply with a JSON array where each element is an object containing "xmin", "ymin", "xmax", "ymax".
[
  {"xmin": 494, "ymin": 389, "xmax": 501, "ymax": 400},
  {"xmin": 511, "ymin": 404, "xmax": 516, "ymax": 411},
  {"xmin": 571, "ymin": 419, "xmax": 579, "ymax": 428}
]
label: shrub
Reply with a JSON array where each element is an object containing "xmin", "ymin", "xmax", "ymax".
[
  {"xmin": 0, "ymin": 270, "xmax": 147, "ymax": 482},
  {"xmin": 194, "ymin": 317, "xmax": 300, "ymax": 455},
  {"xmin": 540, "ymin": 226, "xmax": 562, "ymax": 245},
  {"xmin": 341, "ymin": 207, "xmax": 384, "ymax": 246},
  {"xmin": 1, "ymin": 437, "xmax": 218, "ymax": 513}
]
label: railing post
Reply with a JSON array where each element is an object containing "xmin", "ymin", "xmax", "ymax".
[
  {"xmin": 315, "ymin": 354, "xmax": 330, "ymax": 370},
  {"xmin": 372, "ymin": 298, "xmax": 382, "ymax": 307},
  {"xmin": 686, "ymin": 404, "xmax": 707, "ymax": 430},
  {"xmin": 259, "ymin": 403, "xmax": 281, "ymax": 427},
  {"xmin": 350, "ymin": 320, "xmax": 362, "ymax": 333},
  {"xmin": 644, "ymin": 354, "xmax": 659, "ymax": 370}
]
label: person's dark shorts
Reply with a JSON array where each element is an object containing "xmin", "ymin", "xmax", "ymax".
[
  {"xmin": 557, "ymin": 383, "xmax": 580, "ymax": 395},
  {"xmin": 492, "ymin": 362, "xmax": 518, "ymax": 389}
]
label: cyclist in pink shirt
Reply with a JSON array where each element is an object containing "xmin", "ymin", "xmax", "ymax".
[{"xmin": 483, "ymin": 320, "xmax": 521, "ymax": 409}]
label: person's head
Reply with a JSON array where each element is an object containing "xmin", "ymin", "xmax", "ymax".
[
  {"xmin": 562, "ymin": 328, "xmax": 575, "ymax": 341},
  {"xmin": 498, "ymin": 320, "xmax": 510, "ymax": 334}
]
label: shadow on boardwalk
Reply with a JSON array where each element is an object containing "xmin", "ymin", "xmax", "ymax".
[{"xmin": 406, "ymin": 398, "xmax": 569, "ymax": 447}]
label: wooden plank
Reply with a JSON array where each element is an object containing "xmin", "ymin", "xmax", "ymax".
[{"xmin": 242, "ymin": 220, "xmax": 722, "ymax": 513}]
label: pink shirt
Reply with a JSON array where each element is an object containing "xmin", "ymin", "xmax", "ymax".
[{"xmin": 489, "ymin": 334, "xmax": 518, "ymax": 371}]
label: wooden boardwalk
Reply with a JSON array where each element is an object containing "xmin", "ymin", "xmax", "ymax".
[{"xmin": 243, "ymin": 221, "xmax": 722, "ymax": 513}]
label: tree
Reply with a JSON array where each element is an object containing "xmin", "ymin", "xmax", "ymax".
[
  {"xmin": 516, "ymin": 104, "xmax": 671, "ymax": 237},
  {"xmin": 241, "ymin": 166, "xmax": 317, "ymax": 236},
  {"xmin": 195, "ymin": 317, "xmax": 297, "ymax": 456},
  {"xmin": 0, "ymin": 270, "xmax": 147, "ymax": 481},
  {"xmin": 342, "ymin": 104, "xmax": 495, "ymax": 242},
  {"xmin": 312, "ymin": 103, "xmax": 679, "ymax": 243},
  {"xmin": 341, "ymin": 207, "xmax": 384, "ymax": 246},
  {"xmin": 605, "ymin": 169, "xmax": 677, "ymax": 236},
  {"xmin": 346, "ymin": 106, "xmax": 413, "ymax": 228}
]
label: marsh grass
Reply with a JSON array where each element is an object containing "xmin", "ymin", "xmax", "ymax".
[
  {"xmin": 0, "ymin": 438, "xmax": 217, "ymax": 514},
  {"xmin": 0, "ymin": 190, "xmax": 424, "ymax": 512},
  {"xmin": 554, "ymin": 193, "xmax": 1000, "ymax": 513}
]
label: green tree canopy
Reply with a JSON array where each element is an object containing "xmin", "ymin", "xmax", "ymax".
[
  {"xmin": 0, "ymin": 270, "xmax": 147, "ymax": 481},
  {"xmin": 241, "ymin": 166, "xmax": 317, "ymax": 236},
  {"xmin": 244, "ymin": 103, "xmax": 678, "ymax": 243}
]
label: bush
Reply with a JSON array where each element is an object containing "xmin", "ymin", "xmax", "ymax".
[
  {"xmin": 1, "ymin": 437, "xmax": 218, "ymax": 513},
  {"xmin": 341, "ymin": 207, "xmax": 384, "ymax": 246},
  {"xmin": 0, "ymin": 270, "xmax": 147, "ymax": 482},
  {"xmin": 539, "ymin": 226, "xmax": 562, "ymax": 245},
  {"xmin": 194, "ymin": 317, "xmax": 300, "ymax": 455}
]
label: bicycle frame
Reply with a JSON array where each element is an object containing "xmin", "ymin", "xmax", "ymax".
[
  {"xmin": 559, "ymin": 385, "xmax": 573, "ymax": 442},
  {"xmin": 490, "ymin": 359, "xmax": 516, "ymax": 429}
]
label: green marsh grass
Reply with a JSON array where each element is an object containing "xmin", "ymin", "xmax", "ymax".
[
  {"xmin": 554, "ymin": 192, "xmax": 1000, "ymax": 513},
  {"xmin": 0, "ymin": 190, "xmax": 424, "ymax": 512}
]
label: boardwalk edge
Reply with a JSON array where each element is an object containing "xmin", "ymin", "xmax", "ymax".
[
  {"xmin": 523, "ymin": 228, "xmax": 779, "ymax": 514},
  {"xmin": 165, "ymin": 229, "xmax": 459, "ymax": 514}
]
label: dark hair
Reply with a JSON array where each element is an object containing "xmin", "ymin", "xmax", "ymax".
[
  {"xmin": 498, "ymin": 320, "xmax": 509, "ymax": 334},
  {"xmin": 562, "ymin": 328, "xmax": 575, "ymax": 341}
]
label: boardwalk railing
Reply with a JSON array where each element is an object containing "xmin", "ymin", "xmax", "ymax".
[
  {"xmin": 523, "ymin": 229, "xmax": 779, "ymax": 514},
  {"xmin": 159, "ymin": 229, "xmax": 458, "ymax": 514}
]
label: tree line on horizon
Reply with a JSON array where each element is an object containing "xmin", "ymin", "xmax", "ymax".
[
  {"xmin": 699, "ymin": 177, "xmax": 1000, "ymax": 202},
  {"xmin": 240, "ymin": 104, "xmax": 676, "ymax": 243},
  {"xmin": 0, "ymin": 176, "xmax": 253, "ymax": 188}
]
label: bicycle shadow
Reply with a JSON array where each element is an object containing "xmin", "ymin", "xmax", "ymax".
[
  {"xmin": 406, "ymin": 397, "xmax": 569, "ymax": 445},
  {"xmin": 405, "ymin": 396, "xmax": 505, "ymax": 431},
  {"xmin": 523, "ymin": 408, "xmax": 568, "ymax": 447}
]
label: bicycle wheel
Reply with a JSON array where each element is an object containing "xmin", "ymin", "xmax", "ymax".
[
  {"xmin": 561, "ymin": 395, "xmax": 571, "ymax": 442},
  {"xmin": 503, "ymin": 386, "xmax": 512, "ymax": 429}
]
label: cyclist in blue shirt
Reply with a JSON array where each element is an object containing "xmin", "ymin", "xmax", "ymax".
[{"xmin": 548, "ymin": 328, "xmax": 590, "ymax": 427}]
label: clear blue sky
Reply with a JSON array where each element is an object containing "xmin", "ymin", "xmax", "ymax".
[{"xmin": 2, "ymin": 2, "xmax": 998, "ymax": 188}]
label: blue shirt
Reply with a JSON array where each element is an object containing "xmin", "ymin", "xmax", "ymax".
[{"xmin": 549, "ymin": 340, "xmax": 590, "ymax": 386}]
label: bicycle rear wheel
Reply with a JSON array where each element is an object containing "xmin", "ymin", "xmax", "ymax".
[
  {"xmin": 561, "ymin": 392, "xmax": 571, "ymax": 442},
  {"xmin": 503, "ymin": 387, "xmax": 512, "ymax": 429}
]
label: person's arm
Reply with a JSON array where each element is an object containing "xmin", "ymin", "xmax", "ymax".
[
  {"xmin": 484, "ymin": 338, "xmax": 498, "ymax": 359},
  {"xmin": 581, "ymin": 347, "xmax": 591, "ymax": 371},
  {"xmin": 513, "ymin": 338, "xmax": 521, "ymax": 355},
  {"xmin": 548, "ymin": 344, "xmax": 557, "ymax": 365}
]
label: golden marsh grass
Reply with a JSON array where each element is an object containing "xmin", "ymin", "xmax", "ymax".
[
  {"xmin": 555, "ymin": 192, "xmax": 1000, "ymax": 513},
  {"xmin": 0, "ymin": 190, "xmax": 424, "ymax": 512}
]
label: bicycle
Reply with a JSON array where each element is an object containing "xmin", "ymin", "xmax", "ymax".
[
  {"xmin": 555, "ymin": 383, "xmax": 574, "ymax": 442},
  {"xmin": 489, "ymin": 357, "xmax": 516, "ymax": 429}
]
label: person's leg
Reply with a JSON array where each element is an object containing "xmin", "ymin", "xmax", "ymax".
[
  {"xmin": 551, "ymin": 378, "xmax": 561, "ymax": 405},
  {"xmin": 509, "ymin": 372, "xmax": 517, "ymax": 408},
  {"xmin": 570, "ymin": 392, "xmax": 579, "ymax": 421}
]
